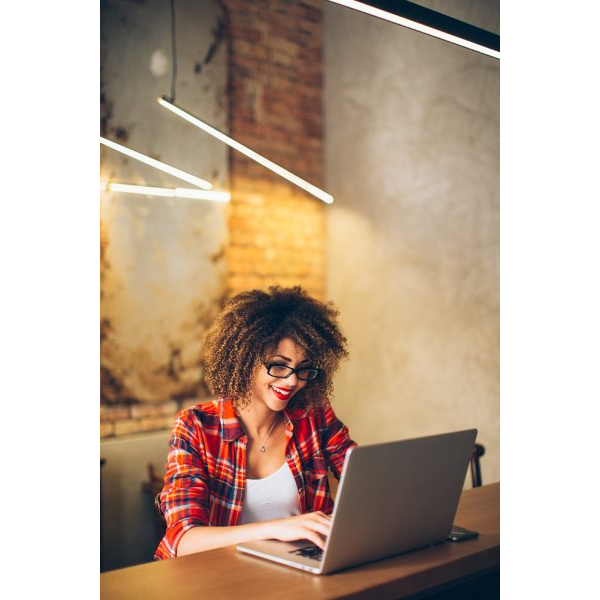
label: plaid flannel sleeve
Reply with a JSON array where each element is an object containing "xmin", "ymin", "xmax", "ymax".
[
  {"xmin": 155, "ymin": 410, "xmax": 211, "ymax": 559},
  {"xmin": 321, "ymin": 403, "xmax": 357, "ymax": 479}
]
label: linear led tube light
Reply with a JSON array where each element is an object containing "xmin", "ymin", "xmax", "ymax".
[
  {"xmin": 100, "ymin": 136, "xmax": 213, "ymax": 190},
  {"xmin": 100, "ymin": 181, "xmax": 230, "ymax": 202},
  {"xmin": 158, "ymin": 96, "xmax": 334, "ymax": 204},
  {"xmin": 326, "ymin": 0, "xmax": 500, "ymax": 59}
]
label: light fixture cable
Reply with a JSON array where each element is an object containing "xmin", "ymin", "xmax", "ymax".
[{"xmin": 168, "ymin": 0, "xmax": 177, "ymax": 102}]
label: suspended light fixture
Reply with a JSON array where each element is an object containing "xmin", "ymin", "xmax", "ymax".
[
  {"xmin": 100, "ymin": 136, "xmax": 212, "ymax": 190},
  {"xmin": 100, "ymin": 181, "xmax": 230, "ymax": 202},
  {"xmin": 326, "ymin": 0, "xmax": 500, "ymax": 59},
  {"xmin": 158, "ymin": 0, "xmax": 334, "ymax": 204},
  {"xmin": 158, "ymin": 97, "xmax": 334, "ymax": 204}
]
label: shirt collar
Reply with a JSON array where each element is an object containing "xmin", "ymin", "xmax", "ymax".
[
  {"xmin": 219, "ymin": 397, "xmax": 308, "ymax": 442},
  {"xmin": 219, "ymin": 398, "xmax": 245, "ymax": 442}
]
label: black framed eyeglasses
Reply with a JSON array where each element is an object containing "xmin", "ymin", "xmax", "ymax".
[{"xmin": 263, "ymin": 363, "xmax": 320, "ymax": 381}]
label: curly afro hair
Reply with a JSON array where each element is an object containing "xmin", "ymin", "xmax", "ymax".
[{"xmin": 203, "ymin": 286, "xmax": 348, "ymax": 411}]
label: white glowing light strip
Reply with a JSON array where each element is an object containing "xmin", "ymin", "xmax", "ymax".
[
  {"xmin": 158, "ymin": 97, "xmax": 334, "ymax": 204},
  {"xmin": 100, "ymin": 181, "xmax": 230, "ymax": 202},
  {"xmin": 327, "ymin": 0, "xmax": 500, "ymax": 59},
  {"xmin": 100, "ymin": 137, "xmax": 213, "ymax": 190}
]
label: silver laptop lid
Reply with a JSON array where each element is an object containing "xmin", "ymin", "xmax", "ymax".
[{"xmin": 320, "ymin": 428, "xmax": 477, "ymax": 573}]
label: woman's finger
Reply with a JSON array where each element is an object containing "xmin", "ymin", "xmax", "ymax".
[
  {"xmin": 303, "ymin": 530, "xmax": 326, "ymax": 549},
  {"xmin": 308, "ymin": 513, "xmax": 333, "ymax": 530},
  {"xmin": 305, "ymin": 511, "xmax": 331, "ymax": 524},
  {"xmin": 305, "ymin": 520, "xmax": 331, "ymax": 537}
]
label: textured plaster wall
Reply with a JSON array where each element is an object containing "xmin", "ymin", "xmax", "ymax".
[
  {"xmin": 100, "ymin": 0, "xmax": 228, "ymax": 406},
  {"xmin": 324, "ymin": 1, "xmax": 500, "ymax": 483}
]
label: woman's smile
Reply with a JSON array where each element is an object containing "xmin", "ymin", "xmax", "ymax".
[{"xmin": 270, "ymin": 384, "xmax": 293, "ymax": 401}]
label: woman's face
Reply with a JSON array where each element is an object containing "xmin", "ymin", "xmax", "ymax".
[{"xmin": 249, "ymin": 337, "xmax": 310, "ymax": 412}]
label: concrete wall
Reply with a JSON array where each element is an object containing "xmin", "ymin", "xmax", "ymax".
[
  {"xmin": 324, "ymin": 1, "xmax": 500, "ymax": 483},
  {"xmin": 100, "ymin": 0, "xmax": 228, "ymax": 406}
]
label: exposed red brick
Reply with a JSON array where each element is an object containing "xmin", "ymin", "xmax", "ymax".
[
  {"xmin": 229, "ymin": 26, "xmax": 262, "ymax": 43},
  {"xmin": 100, "ymin": 422, "xmax": 115, "ymax": 438},
  {"xmin": 130, "ymin": 401, "xmax": 179, "ymax": 419},
  {"xmin": 138, "ymin": 417, "xmax": 174, "ymax": 432},
  {"xmin": 100, "ymin": 405, "xmax": 131, "ymax": 421},
  {"xmin": 114, "ymin": 419, "xmax": 141, "ymax": 437}
]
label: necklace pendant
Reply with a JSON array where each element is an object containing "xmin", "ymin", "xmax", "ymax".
[{"xmin": 259, "ymin": 446, "xmax": 266, "ymax": 453}]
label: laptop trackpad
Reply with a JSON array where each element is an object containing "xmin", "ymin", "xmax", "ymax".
[{"xmin": 237, "ymin": 539, "xmax": 323, "ymax": 572}]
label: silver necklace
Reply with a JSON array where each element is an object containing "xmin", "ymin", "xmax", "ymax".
[{"xmin": 258, "ymin": 415, "xmax": 279, "ymax": 453}]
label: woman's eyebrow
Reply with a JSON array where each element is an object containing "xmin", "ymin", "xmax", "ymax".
[{"xmin": 271, "ymin": 354, "xmax": 310, "ymax": 365}]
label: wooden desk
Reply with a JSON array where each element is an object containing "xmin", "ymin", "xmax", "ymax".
[{"xmin": 101, "ymin": 482, "xmax": 499, "ymax": 600}]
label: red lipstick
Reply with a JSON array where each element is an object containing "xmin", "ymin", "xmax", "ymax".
[{"xmin": 271, "ymin": 385, "xmax": 292, "ymax": 401}]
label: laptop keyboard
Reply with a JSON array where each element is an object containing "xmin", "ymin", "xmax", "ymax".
[{"xmin": 289, "ymin": 544, "xmax": 323, "ymax": 561}]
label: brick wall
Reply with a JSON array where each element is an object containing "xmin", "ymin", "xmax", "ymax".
[
  {"xmin": 223, "ymin": 0, "xmax": 327, "ymax": 299},
  {"xmin": 101, "ymin": 0, "xmax": 326, "ymax": 438},
  {"xmin": 100, "ymin": 401, "xmax": 185, "ymax": 438}
]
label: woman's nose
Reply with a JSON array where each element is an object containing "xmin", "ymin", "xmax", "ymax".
[{"xmin": 285, "ymin": 370, "xmax": 299, "ymax": 385}]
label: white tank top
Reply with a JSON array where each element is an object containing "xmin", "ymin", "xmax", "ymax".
[{"xmin": 239, "ymin": 462, "xmax": 301, "ymax": 525}]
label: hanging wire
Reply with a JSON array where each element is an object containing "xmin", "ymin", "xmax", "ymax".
[
  {"xmin": 165, "ymin": 0, "xmax": 226, "ymax": 101},
  {"xmin": 169, "ymin": 0, "xmax": 178, "ymax": 102}
]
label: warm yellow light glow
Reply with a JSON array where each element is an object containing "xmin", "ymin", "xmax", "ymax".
[
  {"xmin": 101, "ymin": 181, "xmax": 231, "ymax": 202},
  {"xmin": 100, "ymin": 137, "xmax": 213, "ymax": 190},
  {"xmin": 327, "ymin": 0, "xmax": 500, "ymax": 59},
  {"xmin": 158, "ymin": 97, "xmax": 335, "ymax": 204}
]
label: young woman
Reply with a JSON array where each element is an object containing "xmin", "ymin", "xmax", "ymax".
[{"xmin": 154, "ymin": 286, "xmax": 356, "ymax": 559}]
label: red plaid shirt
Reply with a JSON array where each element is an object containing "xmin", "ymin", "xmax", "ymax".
[{"xmin": 154, "ymin": 398, "xmax": 356, "ymax": 560}]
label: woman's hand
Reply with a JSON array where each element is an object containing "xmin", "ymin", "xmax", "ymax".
[
  {"xmin": 177, "ymin": 511, "xmax": 333, "ymax": 556},
  {"xmin": 265, "ymin": 512, "xmax": 332, "ymax": 549}
]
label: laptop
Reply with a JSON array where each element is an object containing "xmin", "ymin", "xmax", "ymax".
[{"xmin": 236, "ymin": 428, "xmax": 478, "ymax": 574}]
